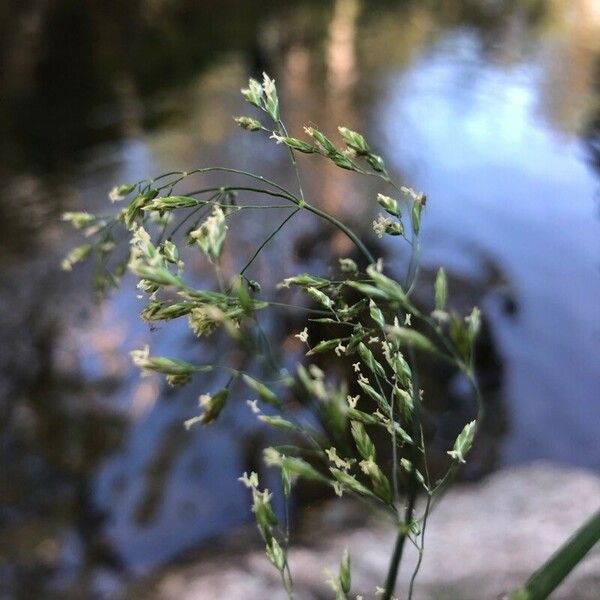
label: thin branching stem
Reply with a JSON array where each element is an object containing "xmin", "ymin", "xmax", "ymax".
[
  {"xmin": 301, "ymin": 201, "xmax": 375, "ymax": 264},
  {"xmin": 278, "ymin": 120, "xmax": 306, "ymax": 204},
  {"xmin": 240, "ymin": 208, "xmax": 300, "ymax": 276},
  {"xmin": 383, "ymin": 346, "xmax": 423, "ymax": 600},
  {"xmin": 408, "ymin": 492, "xmax": 431, "ymax": 598}
]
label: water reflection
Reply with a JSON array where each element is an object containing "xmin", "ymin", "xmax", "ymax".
[{"xmin": 1, "ymin": 0, "xmax": 599, "ymax": 596}]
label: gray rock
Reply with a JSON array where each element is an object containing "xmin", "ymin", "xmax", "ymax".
[{"xmin": 131, "ymin": 463, "xmax": 600, "ymax": 599}]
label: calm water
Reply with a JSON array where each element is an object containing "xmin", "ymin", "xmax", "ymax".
[{"xmin": 1, "ymin": 0, "xmax": 599, "ymax": 595}]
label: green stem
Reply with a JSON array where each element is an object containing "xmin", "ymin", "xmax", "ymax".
[
  {"xmin": 383, "ymin": 348, "xmax": 423, "ymax": 600},
  {"xmin": 509, "ymin": 508, "xmax": 600, "ymax": 600},
  {"xmin": 240, "ymin": 208, "xmax": 300, "ymax": 276},
  {"xmin": 182, "ymin": 185, "xmax": 297, "ymax": 204},
  {"xmin": 162, "ymin": 168, "xmax": 374, "ymax": 265},
  {"xmin": 383, "ymin": 487, "xmax": 417, "ymax": 600},
  {"xmin": 278, "ymin": 120, "xmax": 306, "ymax": 204},
  {"xmin": 302, "ymin": 201, "xmax": 375, "ymax": 264},
  {"xmin": 186, "ymin": 167, "xmax": 295, "ymax": 197},
  {"xmin": 408, "ymin": 493, "xmax": 431, "ymax": 598}
]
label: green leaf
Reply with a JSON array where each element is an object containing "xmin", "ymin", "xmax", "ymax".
[
  {"xmin": 198, "ymin": 388, "xmax": 229, "ymax": 425},
  {"xmin": 411, "ymin": 200, "xmax": 422, "ymax": 234},
  {"xmin": 281, "ymin": 456, "xmax": 328, "ymax": 483},
  {"xmin": 389, "ymin": 421, "xmax": 413, "ymax": 445},
  {"xmin": 306, "ymin": 286, "xmax": 334, "ymax": 309},
  {"xmin": 337, "ymin": 299, "xmax": 369, "ymax": 321},
  {"xmin": 61, "ymin": 244, "xmax": 93, "ymax": 271},
  {"xmin": 259, "ymin": 415, "xmax": 300, "ymax": 431},
  {"xmin": 231, "ymin": 275, "xmax": 254, "ymax": 314},
  {"xmin": 347, "ymin": 407, "xmax": 379, "ymax": 425},
  {"xmin": 141, "ymin": 300, "xmax": 193, "ymax": 321},
  {"xmin": 359, "ymin": 458, "xmax": 392, "ymax": 504},
  {"xmin": 330, "ymin": 468, "xmax": 374, "ymax": 499},
  {"xmin": 278, "ymin": 136, "xmax": 316, "ymax": 153},
  {"xmin": 305, "ymin": 126, "xmax": 337, "ymax": 154},
  {"xmin": 345, "ymin": 280, "xmax": 389, "ymax": 301},
  {"xmin": 338, "ymin": 126, "xmax": 370, "ymax": 155},
  {"xmin": 366, "ymin": 265, "xmax": 413, "ymax": 309},
  {"xmin": 351, "ymin": 421, "xmax": 376, "ymax": 460},
  {"xmin": 241, "ymin": 78, "xmax": 263, "ymax": 107},
  {"xmin": 357, "ymin": 379, "xmax": 388, "ymax": 411},
  {"xmin": 447, "ymin": 420, "xmax": 477, "ymax": 463},
  {"xmin": 376, "ymin": 193, "xmax": 400, "ymax": 217},
  {"xmin": 339, "ymin": 257, "xmax": 358, "ymax": 274},
  {"xmin": 262, "ymin": 73, "xmax": 279, "ymax": 121},
  {"xmin": 357, "ymin": 342, "xmax": 386, "ymax": 378},
  {"xmin": 131, "ymin": 349, "xmax": 197, "ymax": 377},
  {"xmin": 243, "ymin": 375, "xmax": 282, "ymax": 408},
  {"xmin": 189, "ymin": 206, "xmax": 227, "ymax": 261},
  {"xmin": 389, "ymin": 354, "xmax": 412, "ymax": 389},
  {"xmin": 400, "ymin": 458, "xmax": 427, "ymax": 489},
  {"xmin": 279, "ymin": 273, "xmax": 331, "ymax": 289},
  {"xmin": 161, "ymin": 240, "xmax": 179, "ymax": 264},
  {"xmin": 393, "ymin": 386, "xmax": 414, "ymax": 418},
  {"xmin": 145, "ymin": 195, "xmax": 199, "ymax": 211},
  {"xmin": 266, "ymin": 538, "xmax": 286, "ymax": 571},
  {"xmin": 130, "ymin": 263, "xmax": 183, "ymax": 288},
  {"xmin": 435, "ymin": 267, "xmax": 447, "ymax": 311},
  {"xmin": 330, "ymin": 151, "xmax": 358, "ymax": 171},
  {"xmin": 109, "ymin": 183, "xmax": 135, "ymax": 201},
  {"xmin": 234, "ymin": 116, "xmax": 262, "ymax": 131},
  {"xmin": 122, "ymin": 189, "xmax": 158, "ymax": 228},
  {"xmin": 449, "ymin": 314, "xmax": 471, "ymax": 362},
  {"xmin": 344, "ymin": 326, "xmax": 367, "ymax": 355},
  {"xmin": 467, "ymin": 306, "xmax": 481, "ymax": 344},
  {"xmin": 62, "ymin": 211, "xmax": 97, "ymax": 229},
  {"xmin": 366, "ymin": 153, "xmax": 386, "ymax": 173},
  {"xmin": 339, "ymin": 549, "xmax": 351, "ymax": 595},
  {"xmin": 386, "ymin": 325, "xmax": 437, "ymax": 354},
  {"xmin": 409, "ymin": 193, "xmax": 426, "ymax": 235},
  {"xmin": 369, "ymin": 300, "xmax": 386, "ymax": 329},
  {"xmin": 307, "ymin": 338, "xmax": 343, "ymax": 355}
]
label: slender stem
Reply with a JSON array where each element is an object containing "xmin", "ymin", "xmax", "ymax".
[
  {"xmin": 390, "ymin": 376, "xmax": 401, "ymax": 507},
  {"xmin": 383, "ymin": 347, "xmax": 423, "ymax": 600},
  {"xmin": 148, "ymin": 168, "xmax": 297, "ymax": 204},
  {"xmin": 405, "ymin": 237, "xmax": 421, "ymax": 294},
  {"xmin": 383, "ymin": 486, "xmax": 418, "ymax": 600},
  {"xmin": 279, "ymin": 120, "xmax": 306, "ymax": 204},
  {"xmin": 279, "ymin": 568, "xmax": 294, "ymax": 600},
  {"xmin": 167, "ymin": 196, "xmax": 217, "ymax": 238},
  {"xmin": 212, "ymin": 202, "xmax": 294, "ymax": 210},
  {"xmin": 240, "ymin": 208, "xmax": 299, "ymax": 276},
  {"xmin": 183, "ymin": 167, "xmax": 295, "ymax": 197},
  {"xmin": 159, "ymin": 167, "xmax": 375, "ymax": 265},
  {"xmin": 262, "ymin": 301, "xmax": 331, "ymax": 315},
  {"xmin": 274, "ymin": 121, "xmax": 375, "ymax": 266},
  {"xmin": 182, "ymin": 185, "xmax": 297, "ymax": 204},
  {"xmin": 408, "ymin": 493, "xmax": 431, "ymax": 598},
  {"xmin": 251, "ymin": 315, "xmax": 280, "ymax": 374},
  {"xmin": 373, "ymin": 372, "xmax": 401, "ymax": 509},
  {"xmin": 302, "ymin": 201, "xmax": 375, "ymax": 264}
]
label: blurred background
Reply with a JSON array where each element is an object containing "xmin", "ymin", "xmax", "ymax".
[{"xmin": 0, "ymin": 0, "xmax": 599, "ymax": 598}]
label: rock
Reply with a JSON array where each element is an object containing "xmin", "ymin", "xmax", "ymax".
[{"xmin": 130, "ymin": 463, "xmax": 600, "ymax": 599}]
